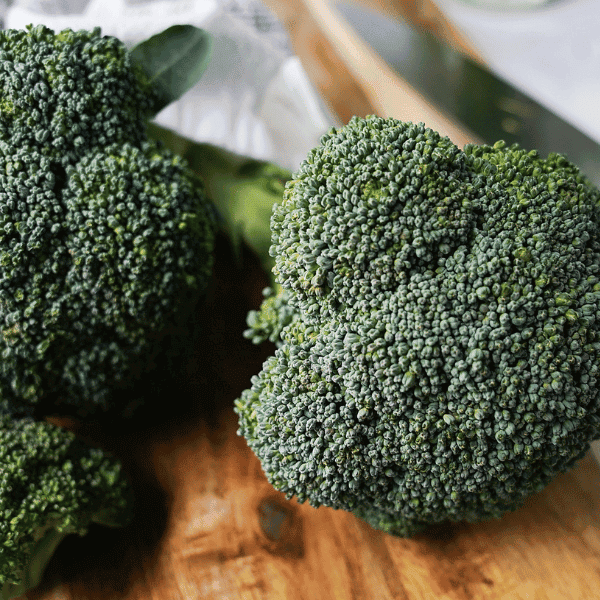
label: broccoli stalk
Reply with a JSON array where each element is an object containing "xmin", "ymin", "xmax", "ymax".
[
  {"xmin": 144, "ymin": 124, "xmax": 295, "ymax": 347},
  {"xmin": 1, "ymin": 526, "xmax": 66, "ymax": 600},
  {"xmin": 236, "ymin": 115, "xmax": 600, "ymax": 537}
]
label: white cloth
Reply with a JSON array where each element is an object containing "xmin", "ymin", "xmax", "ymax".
[
  {"xmin": 4, "ymin": 0, "xmax": 337, "ymax": 171},
  {"xmin": 432, "ymin": 0, "xmax": 600, "ymax": 145}
]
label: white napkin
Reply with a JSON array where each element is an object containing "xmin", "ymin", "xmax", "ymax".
[{"xmin": 4, "ymin": 0, "xmax": 337, "ymax": 171}]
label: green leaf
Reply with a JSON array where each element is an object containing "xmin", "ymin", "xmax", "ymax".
[{"xmin": 131, "ymin": 25, "xmax": 213, "ymax": 114}]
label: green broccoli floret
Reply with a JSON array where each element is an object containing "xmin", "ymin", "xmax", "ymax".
[
  {"xmin": 0, "ymin": 26, "xmax": 216, "ymax": 415},
  {"xmin": 0, "ymin": 410, "xmax": 132, "ymax": 599},
  {"xmin": 244, "ymin": 286, "xmax": 296, "ymax": 346},
  {"xmin": 236, "ymin": 115, "xmax": 600, "ymax": 537},
  {"xmin": 0, "ymin": 25, "xmax": 156, "ymax": 164},
  {"xmin": 0, "ymin": 139, "xmax": 215, "ymax": 413}
]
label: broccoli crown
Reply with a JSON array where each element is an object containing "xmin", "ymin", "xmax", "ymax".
[
  {"xmin": 0, "ymin": 140, "xmax": 215, "ymax": 412},
  {"xmin": 0, "ymin": 411, "xmax": 132, "ymax": 593},
  {"xmin": 0, "ymin": 26, "xmax": 216, "ymax": 414},
  {"xmin": 0, "ymin": 25, "xmax": 155, "ymax": 165},
  {"xmin": 237, "ymin": 116, "xmax": 600, "ymax": 536}
]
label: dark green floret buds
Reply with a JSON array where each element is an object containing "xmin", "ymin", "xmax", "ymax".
[
  {"xmin": 0, "ymin": 25, "xmax": 156, "ymax": 164},
  {"xmin": 0, "ymin": 25, "xmax": 216, "ymax": 414},
  {"xmin": 0, "ymin": 410, "xmax": 132, "ymax": 599},
  {"xmin": 0, "ymin": 141, "xmax": 215, "ymax": 413},
  {"xmin": 237, "ymin": 115, "xmax": 600, "ymax": 537}
]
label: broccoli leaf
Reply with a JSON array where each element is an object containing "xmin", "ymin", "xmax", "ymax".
[{"xmin": 131, "ymin": 25, "xmax": 213, "ymax": 114}]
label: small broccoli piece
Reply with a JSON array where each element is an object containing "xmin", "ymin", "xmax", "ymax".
[
  {"xmin": 0, "ymin": 410, "xmax": 132, "ymax": 599},
  {"xmin": 0, "ymin": 26, "xmax": 216, "ymax": 415},
  {"xmin": 244, "ymin": 286, "xmax": 296, "ymax": 346},
  {"xmin": 236, "ymin": 115, "xmax": 600, "ymax": 537},
  {"xmin": 0, "ymin": 25, "xmax": 156, "ymax": 165}
]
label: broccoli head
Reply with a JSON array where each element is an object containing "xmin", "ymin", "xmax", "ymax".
[
  {"xmin": 0, "ymin": 25, "xmax": 156, "ymax": 165},
  {"xmin": 237, "ymin": 115, "xmax": 600, "ymax": 537},
  {"xmin": 0, "ymin": 410, "xmax": 132, "ymax": 599},
  {"xmin": 0, "ymin": 26, "xmax": 216, "ymax": 415}
]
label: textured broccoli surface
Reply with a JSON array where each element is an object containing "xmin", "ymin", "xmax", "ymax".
[
  {"xmin": 0, "ymin": 26, "xmax": 216, "ymax": 414},
  {"xmin": 244, "ymin": 286, "xmax": 296, "ymax": 346},
  {"xmin": 0, "ymin": 410, "xmax": 132, "ymax": 599},
  {"xmin": 0, "ymin": 139, "xmax": 215, "ymax": 413},
  {"xmin": 0, "ymin": 25, "xmax": 156, "ymax": 164},
  {"xmin": 237, "ymin": 116, "xmax": 600, "ymax": 537}
]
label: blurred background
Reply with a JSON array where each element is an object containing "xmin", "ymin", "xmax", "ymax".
[
  {"xmin": 327, "ymin": 0, "xmax": 600, "ymax": 182},
  {"xmin": 264, "ymin": 0, "xmax": 600, "ymax": 183},
  {"xmin": 2, "ymin": 0, "xmax": 599, "ymax": 179}
]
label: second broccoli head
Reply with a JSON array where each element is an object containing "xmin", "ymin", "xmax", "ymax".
[
  {"xmin": 0, "ymin": 25, "xmax": 156, "ymax": 163},
  {"xmin": 238, "ymin": 115, "xmax": 600, "ymax": 536},
  {"xmin": 0, "ymin": 26, "xmax": 216, "ymax": 414}
]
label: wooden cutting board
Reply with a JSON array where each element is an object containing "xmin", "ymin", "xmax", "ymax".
[{"xmin": 29, "ymin": 2, "xmax": 600, "ymax": 599}]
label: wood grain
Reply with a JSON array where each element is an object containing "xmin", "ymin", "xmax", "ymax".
[
  {"xmin": 26, "ymin": 2, "xmax": 600, "ymax": 599},
  {"xmin": 261, "ymin": 0, "xmax": 377, "ymax": 123},
  {"xmin": 30, "ymin": 374, "xmax": 600, "ymax": 600}
]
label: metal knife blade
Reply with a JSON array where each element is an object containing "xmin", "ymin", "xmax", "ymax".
[{"xmin": 334, "ymin": 1, "xmax": 600, "ymax": 186}]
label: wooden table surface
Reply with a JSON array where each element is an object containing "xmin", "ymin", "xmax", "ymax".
[{"xmin": 29, "ymin": 2, "xmax": 600, "ymax": 599}]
